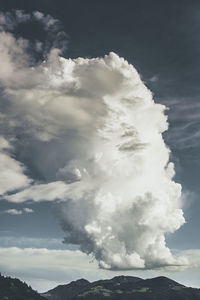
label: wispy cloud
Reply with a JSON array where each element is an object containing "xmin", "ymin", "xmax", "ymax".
[
  {"xmin": 0, "ymin": 236, "xmax": 69, "ymax": 250},
  {"xmin": 1, "ymin": 208, "xmax": 34, "ymax": 215},
  {"xmin": 2, "ymin": 209, "xmax": 22, "ymax": 215},
  {"xmin": 160, "ymin": 97, "xmax": 200, "ymax": 154},
  {"xmin": 149, "ymin": 75, "xmax": 159, "ymax": 83}
]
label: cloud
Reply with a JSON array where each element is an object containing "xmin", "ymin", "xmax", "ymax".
[
  {"xmin": 0, "ymin": 137, "xmax": 31, "ymax": 195},
  {"xmin": 0, "ymin": 10, "xmax": 59, "ymax": 32},
  {"xmin": 3, "ymin": 209, "xmax": 22, "ymax": 215},
  {"xmin": 33, "ymin": 11, "xmax": 58, "ymax": 30},
  {"xmin": 0, "ymin": 247, "xmax": 95, "ymax": 292},
  {"xmin": 175, "ymin": 249, "xmax": 200, "ymax": 268},
  {"xmin": 23, "ymin": 208, "xmax": 34, "ymax": 213},
  {"xmin": 0, "ymin": 11, "xmax": 30, "ymax": 31},
  {"xmin": 5, "ymin": 182, "xmax": 69, "ymax": 203},
  {"xmin": 159, "ymin": 97, "xmax": 200, "ymax": 155},
  {"xmin": 0, "ymin": 13, "xmax": 186, "ymax": 271},
  {"xmin": 1, "ymin": 208, "xmax": 34, "ymax": 215},
  {"xmin": 0, "ymin": 247, "xmax": 200, "ymax": 292},
  {"xmin": 0, "ymin": 10, "xmax": 67, "ymax": 57},
  {"xmin": 149, "ymin": 75, "xmax": 159, "ymax": 83},
  {"xmin": 15, "ymin": 10, "xmax": 31, "ymax": 23},
  {"xmin": 0, "ymin": 236, "xmax": 69, "ymax": 250}
]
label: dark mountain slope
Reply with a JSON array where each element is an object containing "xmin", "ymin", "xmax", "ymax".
[
  {"xmin": 41, "ymin": 279, "xmax": 90, "ymax": 300},
  {"xmin": 42, "ymin": 275, "xmax": 200, "ymax": 300},
  {"xmin": 0, "ymin": 273, "xmax": 46, "ymax": 300}
]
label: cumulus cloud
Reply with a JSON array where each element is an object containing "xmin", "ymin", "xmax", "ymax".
[{"xmin": 0, "ymin": 12, "xmax": 186, "ymax": 270}]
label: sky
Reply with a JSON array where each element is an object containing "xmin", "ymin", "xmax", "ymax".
[{"xmin": 0, "ymin": 0, "xmax": 200, "ymax": 293}]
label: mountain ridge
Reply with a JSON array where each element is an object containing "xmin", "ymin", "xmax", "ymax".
[
  {"xmin": 41, "ymin": 275, "xmax": 200, "ymax": 300},
  {"xmin": 0, "ymin": 273, "xmax": 46, "ymax": 300},
  {"xmin": 0, "ymin": 272, "xmax": 200, "ymax": 300}
]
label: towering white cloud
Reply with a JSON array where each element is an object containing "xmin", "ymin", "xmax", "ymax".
[{"xmin": 0, "ymin": 13, "xmax": 186, "ymax": 270}]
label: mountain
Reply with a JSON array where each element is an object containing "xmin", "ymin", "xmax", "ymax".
[
  {"xmin": 1, "ymin": 272, "xmax": 200, "ymax": 300},
  {"xmin": 41, "ymin": 279, "xmax": 90, "ymax": 300},
  {"xmin": 0, "ymin": 273, "xmax": 46, "ymax": 300},
  {"xmin": 41, "ymin": 275, "xmax": 200, "ymax": 300}
]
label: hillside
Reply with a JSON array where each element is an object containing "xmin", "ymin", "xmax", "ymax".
[
  {"xmin": 0, "ymin": 273, "xmax": 46, "ymax": 300},
  {"xmin": 1, "ymin": 273, "xmax": 200, "ymax": 300},
  {"xmin": 41, "ymin": 275, "xmax": 200, "ymax": 300}
]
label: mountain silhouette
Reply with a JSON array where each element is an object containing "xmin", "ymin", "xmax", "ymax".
[
  {"xmin": 41, "ymin": 275, "xmax": 200, "ymax": 300},
  {"xmin": 1, "ymin": 272, "xmax": 200, "ymax": 300},
  {"xmin": 0, "ymin": 273, "xmax": 45, "ymax": 300}
]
